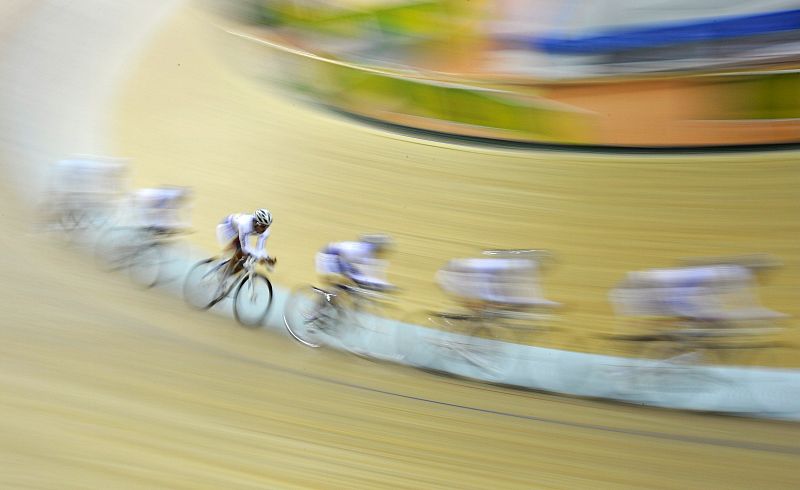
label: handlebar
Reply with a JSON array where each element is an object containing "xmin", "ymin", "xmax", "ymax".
[{"xmin": 243, "ymin": 255, "xmax": 277, "ymax": 272}]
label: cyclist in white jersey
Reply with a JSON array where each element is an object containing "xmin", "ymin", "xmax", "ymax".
[
  {"xmin": 42, "ymin": 155, "xmax": 129, "ymax": 226},
  {"xmin": 616, "ymin": 264, "xmax": 785, "ymax": 328},
  {"xmin": 437, "ymin": 256, "xmax": 559, "ymax": 311},
  {"xmin": 132, "ymin": 186, "xmax": 192, "ymax": 233},
  {"xmin": 316, "ymin": 234, "xmax": 394, "ymax": 291},
  {"xmin": 216, "ymin": 208, "xmax": 276, "ymax": 277}
]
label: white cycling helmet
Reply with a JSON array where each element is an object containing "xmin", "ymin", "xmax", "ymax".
[{"xmin": 254, "ymin": 208, "xmax": 272, "ymax": 227}]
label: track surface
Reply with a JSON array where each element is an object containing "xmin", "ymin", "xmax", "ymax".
[{"xmin": 0, "ymin": 2, "xmax": 799, "ymax": 488}]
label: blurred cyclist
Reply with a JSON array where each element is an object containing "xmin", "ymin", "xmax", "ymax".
[
  {"xmin": 316, "ymin": 234, "xmax": 394, "ymax": 291},
  {"xmin": 216, "ymin": 208, "xmax": 276, "ymax": 278},
  {"xmin": 41, "ymin": 155, "xmax": 129, "ymax": 227},
  {"xmin": 436, "ymin": 254, "xmax": 559, "ymax": 313},
  {"xmin": 612, "ymin": 264, "xmax": 785, "ymax": 331},
  {"xmin": 132, "ymin": 185, "xmax": 192, "ymax": 234}
]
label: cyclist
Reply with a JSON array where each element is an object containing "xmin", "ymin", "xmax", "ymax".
[
  {"xmin": 216, "ymin": 209, "xmax": 276, "ymax": 278},
  {"xmin": 436, "ymin": 255, "xmax": 559, "ymax": 312},
  {"xmin": 615, "ymin": 264, "xmax": 785, "ymax": 330},
  {"xmin": 316, "ymin": 234, "xmax": 394, "ymax": 291},
  {"xmin": 132, "ymin": 185, "xmax": 192, "ymax": 234},
  {"xmin": 41, "ymin": 155, "xmax": 129, "ymax": 227}
]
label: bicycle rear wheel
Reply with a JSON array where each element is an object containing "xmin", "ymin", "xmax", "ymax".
[
  {"xmin": 183, "ymin": 258, "xmax": 228, "ymax": 310},
  {"xmin": 61, "ymin": 204, "xmax": 113, "ymax": 242},
  {"xmin": 402, "ymin": 311, "xmax": 518, "ymax": 383},
  {"xmin": 60, "ymin": 208, "xmax": 86, "ymax": 241},
  {"xmin": 233, "ymin": 274, "xmax": 273, "ymax": 327},
  {"xmin": 283, "ymin": 286, "xmax": 334, "ymax": 348}
]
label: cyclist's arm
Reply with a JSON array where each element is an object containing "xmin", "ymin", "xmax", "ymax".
[
  {"xmin": 240, "ymin": 229, "xmax": 270, "ymax": 260},
  {"xmin": 336, "ymin": 249, "xmax": 362, "ymax": 277},
  {"xmin": 254, "ymin": 231, "xmax": 270, "ymax": 260}
]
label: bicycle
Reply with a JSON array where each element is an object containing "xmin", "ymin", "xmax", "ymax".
[
  {"xmin": 283, "ymin": 283, "xmax": 400, "ymax": 358},
  {"xmin": 39, "ymin": 194, "xmax": 120, "ymax": 242},
  {"xmin": 95, "ymin": 226, "xmax": 191, "ymax": 288},
  {"xmin": 183, "ymin": 255, "xmax": 275, "ymax": 327},
  {"xmin": 589, "ymin": 263, "xmax": 795, "ymax": 413},
  {"xmin": 402, "ymin": 305, "xmax": 561, "ymax": 383}
]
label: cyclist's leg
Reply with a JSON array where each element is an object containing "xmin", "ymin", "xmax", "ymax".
[
  {"xmin": 222, "ymin": 239, "xmax": 245, "ymax": 276},
  {"xmin": 205, "ymin": 240, "xmax": 242, "ymax": 300},
  {"xmin": 215, "ymin": 216, "xmax": 242, "ymax": 274}
]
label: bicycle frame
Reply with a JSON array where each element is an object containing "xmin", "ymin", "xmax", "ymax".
[
  {"xmin": 285, "ymin": 283, "xmax": 392, "ymax": 349},
  {"xmin": 209, "ymin": 256, "xmax": 267, "ymax": 301},
  {"xmin": 416, "ymin": 311, "xmax": 513, "ymax": 375}
]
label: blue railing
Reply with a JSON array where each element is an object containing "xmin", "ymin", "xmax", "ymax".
[{"xmin": 509, "ymin": 8, "xmax": 800, "ymax": 55}]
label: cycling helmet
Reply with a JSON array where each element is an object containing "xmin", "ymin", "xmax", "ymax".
[
  {"xmin": 359, "ymin": 233, "xmax": 393, "ymax": 250},
  {"xmin": 254, "ymin": 208, "xmax": 273, "ymax": 227}
]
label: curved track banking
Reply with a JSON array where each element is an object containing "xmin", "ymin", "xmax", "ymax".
[{"xmin": 0, "ymin": 1, "xmax": 799, "ymax": 488}]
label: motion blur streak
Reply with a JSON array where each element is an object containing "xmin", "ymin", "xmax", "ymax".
[
  {"xmin": 231, "ymin": 0, "xmax": 800, "ymax": 146},
  {"xmin": 0, "ymin": 1, "xmax": 799, "ymax": 489}
]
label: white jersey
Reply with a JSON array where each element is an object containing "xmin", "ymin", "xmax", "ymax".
[
  {"xmin": 437, "ymin": 257, "xmax": 558, "ymax": 307},
  {"xmin": 316, "ymin": 241, "xmax": 390, "ymax": 289},
  {"xmin": 133, "ymin": 187, "xmax": 189, "ymax": 229},
  {"xmin": 216, "ymin": 213, "xmax": 270, "ymax": 259},
  {"xmin": 611, "ymin": 265, "xmax": 784, "ymax": 321},
  {"xmin": 325, "ymin": 241, "xmax": 377, "ymax": 262},
  {"xmin": 628, "ymin": 266, "xmax": 750, "ymax": 318}
]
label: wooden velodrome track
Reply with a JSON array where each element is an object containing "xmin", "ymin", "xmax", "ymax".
[
  {"xmin": 0, "ymin": 2, "xmax": 799, "ymax": 488},
  {"xmin": 115, "ymin": 7, "xmax": 800, "ymax": 355}
]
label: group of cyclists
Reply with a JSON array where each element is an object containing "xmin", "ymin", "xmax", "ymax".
[{"xmin": 43, "ymin": 154, "xmax": 786, "ymax": 335}]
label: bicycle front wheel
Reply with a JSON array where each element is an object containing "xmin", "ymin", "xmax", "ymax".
[
  {"xmin": 233, "ymin": 274, "xmax": 273, "ymax": 327},
  {"xmin": 130, "ymin": 243, "xmax": 164, "ymax": 288},
  {"xmin": 344, "ymin": 299, "xmax": 402, "ymax": 362},
  {"xmin": 400, "ymin": 310, "xmax": 465, "ymax": 371},
  {"xmin": 183, "ymin": 258, "xmax": 227, "ymax": 310},
  {"xmin": 459, "ymin": 323, "xmax": 517, "ymax": 383},
  {"xmin": 632, "ymin": 341, "xmax": 725, "ymax": 410},
  {"xmin": 283, "ymin": 286, "xmax": 332, "ymax": 348},
  {"xmin": 86, "ymin": 202, "xmax": 117, "ymax": 229},
  {"xmin": 94, "ymin": 226, "xmax": 138, "ymax": 272}
]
